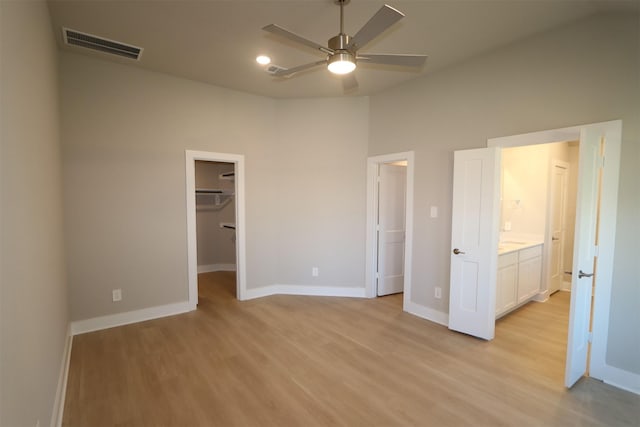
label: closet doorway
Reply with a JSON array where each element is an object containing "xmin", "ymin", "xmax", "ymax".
[{"xmin": 185, "ymin": 150, "xmax": 247, "ymax": 307}]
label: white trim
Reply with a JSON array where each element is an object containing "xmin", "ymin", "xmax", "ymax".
[
  {"xmin": 70, "ymin": 301, "xmax": 193, "ymax": 335},
  {"xmin": 365, "ymin": 151, "xmax": 415, "ymax": 311},
  {"xmin": 602, "ymin": 364, "xmax": 640, "ymax": 395},
  {"xmin": 197, "ymin": 263, "xmax": 236, "ymax": 274},
  {"xmin": 586, "ymin": 120, "xmax": 621, "ymax": 381},
  {"xmin": 488, "ymin": 120, "xmax": 621, "ymax": 384},
  {"xmin": 185, "ymin": 150, "xmax": 247, "ymax": 304},
  {"xmin": 51, "ymin": 324, "xmax": 73, "ymax": 427},
  {"xmin": 243, "ymin": 285, "xmax": 367, "ymax": 301},
  {"xmin": 488, "ymin": 126, "xmax": 581, "ymax": 148},
  {"xmin": 404, "ymin": 301, "xmax": 449, "ymax": 327}
]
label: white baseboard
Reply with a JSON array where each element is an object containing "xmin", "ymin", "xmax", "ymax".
[
  {"xmin": 197, "ymin": 263, "xmax": 236, "ymax": 273},
  {"xmin": 404, "ymin": 301, "xmax": 449, "ymax": 327},
  {"xmin": 52, "ymin": 324, "xmax": 73, "ymax": 427},
  {"xmin": 534, "ymin": 290, "xmax": 549, "ymax": 302},
  {"xmin": 603, "ymin": 364, "xmax": 640, "ymax": 395},
  {"xmin": 561, "ymin": 280, "xmax": 571, "ymax": 291},
  {"xmin": 70, "ymin": 301, "xmax": 195, "ymax": 335},
  {"xmin": 243, "ymin": 284, "xmax": 366, "ymax": 301}
]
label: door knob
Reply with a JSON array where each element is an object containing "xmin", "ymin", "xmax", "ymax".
[
  {"xmin": 578, "ymin": 270, "xmax": 594, "ymax": 279},
  {"xmin": 453, "ymin": 248, "xmax": 466, "ymax": 255}
]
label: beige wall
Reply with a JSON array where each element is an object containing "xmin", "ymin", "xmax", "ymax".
[
  {"xmin": 0, "ymin": 1, "xmax": 69, "ymax": 426},
  {"xmin": 60, "ymin": 52, "xmax": 369, "ymax": 320},
  {"xmin": 369, "ymin": 12, "xmax": 639, "ymax": 374}
]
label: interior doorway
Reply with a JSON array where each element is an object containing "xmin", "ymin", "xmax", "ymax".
[
  {"xmin": 194, "ymin": 160, "xmax": 237, "ymax": 301},
  {"xmin": 366, "ymin": 152, "xmax": 414, "ymax": 309},
  {"xmin": 185, "ymin": 150, "xmax": 247, "ymax": 307},
  {"xmin": 448, "ymin": 120, "xmax": 621, "ymax": 388}
]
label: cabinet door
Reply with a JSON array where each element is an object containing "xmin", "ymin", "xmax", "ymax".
[
  {"xmin": 496, "ymin": 263, "xmax": 518, "ymax": 317},
  {"xmin": 517, "ymin": 256, "xmax": 542, "ymax": 303}
]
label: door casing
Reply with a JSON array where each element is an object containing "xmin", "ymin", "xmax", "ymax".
[
  {"xmin": 488, "ymin": 120, "xmax": 621, "ymax": 382},
  {"xmin": 185, "ymin": 150, "xmax": 247, "ymax": 306}
]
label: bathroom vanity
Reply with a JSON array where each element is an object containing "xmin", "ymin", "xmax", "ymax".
[{"xmin": 496, "ymin": 241, "xmax": 543, "ymax": 318}]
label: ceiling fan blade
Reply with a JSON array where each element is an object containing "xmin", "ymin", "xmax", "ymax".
[
  {"xmin": 263, "ymin": 24, "xmax": 333, "ymax": 54},
  {"xmin": 358, "ymin": 54, "xmax": 427, "ymax": 67},
  {"xmin": 348, "ymin": 4, "xmax": 404, "ymax": 50},
  {"xmin": 271, "ymin": 60, "xmax": 326, "ymax": 77},
  {"xmin": 342, "ymin": 73, "xmax": 358, "ymax": 92}
]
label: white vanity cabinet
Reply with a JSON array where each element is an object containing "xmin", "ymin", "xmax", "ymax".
[
  {"xmin": 496, "ymin": 252, "xmax": 518, "ymax": 315},
  {"xmin": 516, "ymin": 245, "xmax": 543, "ymax": 304},
  {"xmin": 496, "ymin": 244, "xmax": 542, "ymax": 318}
]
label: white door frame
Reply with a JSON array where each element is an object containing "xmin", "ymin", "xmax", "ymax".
[
  {"xmin": 185, "ymin": 150, "xmax": 247, "ymax": 307},
  {"xmin": 365, "ymin": 151, "xmax": 414, "ymax": 308},
  {"xmin": 488, "ymin": 120, "xmax": 621, "ymax": 381}
]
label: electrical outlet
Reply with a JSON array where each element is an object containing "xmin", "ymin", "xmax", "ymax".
[
  {"xmin": 434, "ymin": 287, "xmax": 442, "ymax": 299},
  {"xmin": 504, "ymin": 221, "xmax": 512, "ymax": 231},
  {"xmin": 312, "ymin": 267, "xmax": 319, "ymax": 277},
  {"xmin": 430, "ymin": 206, "xmax": 438, "ymax": 218},
  {"xmin": 112, "ymin": 289, "xmax": 122, "ymax": 302}
]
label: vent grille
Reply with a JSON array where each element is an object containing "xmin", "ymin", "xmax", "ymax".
[
  {"xmin": 63, "ymin": 28, "xmax": 143, "ymax": 60},
  {"xmin": 266, "ymin": 64, "xmax": 287, "ymax": 75}
]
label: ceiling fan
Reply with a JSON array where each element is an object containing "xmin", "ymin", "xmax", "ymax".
[{"xmin": 262, "ymin": 0, "xmax": 427, "ymax": 91}]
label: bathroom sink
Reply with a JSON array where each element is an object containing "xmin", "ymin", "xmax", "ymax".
[{"xmin": 501, "ymin": 240, "xmax": 527, "ymax": 245}]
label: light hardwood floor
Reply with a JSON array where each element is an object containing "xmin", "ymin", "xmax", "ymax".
[{"xmin": 63, "ymin": 272, "xmax": 639, "ymax": 426}]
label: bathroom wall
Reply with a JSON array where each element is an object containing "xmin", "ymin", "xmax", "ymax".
[
  {"xmin": 501, "ymin": 144, "xmax": 550, "ymax": 240},
  {"xmin": 502, "ymin": 141, "xmax": 578, "ymax": 290},
  {"xmin": 195, "ymin": 161, "xmax": 236, "ymax": 271}
]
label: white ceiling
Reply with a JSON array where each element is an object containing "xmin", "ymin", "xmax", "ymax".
[{"xmin": 48, "ymin": 0, "xmax": 638, "ymax": 99}]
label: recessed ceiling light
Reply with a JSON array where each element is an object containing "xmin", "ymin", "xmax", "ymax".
[{"xmin": 256, "ymin": 55, "xmax": 271, "ymax": 65}]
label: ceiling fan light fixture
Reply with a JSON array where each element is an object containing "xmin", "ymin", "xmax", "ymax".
[{"xmin": 327, "ymin": 52, "xmax": 356, "ymax": 75}]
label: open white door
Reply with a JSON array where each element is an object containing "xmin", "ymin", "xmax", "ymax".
[
  {"xmin": 449, "ymin": 147, "xmax": 501, "ymax": 340},
  {"xmin": 564, "ymin": 127, "xmax": 602, "ymax": 388},
  {"xmin": 377, "ymin": 163, "xmax": 407, "ymax": 296}
]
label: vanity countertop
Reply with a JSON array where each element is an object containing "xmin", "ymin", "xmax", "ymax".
[{"xmin": 498, "ymin": 239, "xmax": 543, "ymax": 255}]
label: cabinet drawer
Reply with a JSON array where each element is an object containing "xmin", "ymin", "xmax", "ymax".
[
  {"xmin": 519, "ymin": 245, "xmax": 542, "ymax": 261},
  {"xmin": 498, "ymin": 252, "xmax": 518, "ymax": 268}
]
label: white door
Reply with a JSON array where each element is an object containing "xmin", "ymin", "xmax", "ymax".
[
  {"xmin": 377, "ymin": 163, "xmax": 407, "ymax": 296},
  {"xmin": 448, "ymin": 148, "xmax": 501, "ymax": 340},
  {"xmin": 549, "ymin": 162, "xmax": 569, "ymax": 294},
  {"xmin": 565, "ymin": 128, "xmax": 602, "ymax": 388}
]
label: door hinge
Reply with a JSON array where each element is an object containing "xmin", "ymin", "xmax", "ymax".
[
  {"xmin": 594, "ymin": 245, "xmax": 599, "ymax": 257},
  {"xmin": 588, "ymin": 332, "xmax": 593, "ymax": 343},
  {"xmin": 376, "ymin": 224, "xmax": 380, "ymax": 231},
  {"xmin": 375, "ymin": 272, "xmax": 380, "ymax": 279}
]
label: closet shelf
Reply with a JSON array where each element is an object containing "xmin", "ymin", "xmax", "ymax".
[
  {"xmin": 195, "ymin": 188, "xmax": 234, "ymax": 196},
  {"xmin": 219, "ymin": 171, "xmax": 235, "ymax": 181}
]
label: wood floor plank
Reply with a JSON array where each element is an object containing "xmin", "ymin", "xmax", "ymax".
[{"xmin": 62, "ymin": 273, "xmax": 640, "ymax": 426}]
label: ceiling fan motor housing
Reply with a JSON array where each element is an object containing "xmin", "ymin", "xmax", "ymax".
[{"xmin": 328, "ymin": 33, "xmax": 356, "ymax": 62}]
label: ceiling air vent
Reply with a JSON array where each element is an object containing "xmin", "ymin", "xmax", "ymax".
[
  {"xmin": 63, "ymin": 28, "xmax": 143, "ymax": 60},
  {"xmin": 265, "ymin": 64, "xmax": 287, "ymax": 75}
]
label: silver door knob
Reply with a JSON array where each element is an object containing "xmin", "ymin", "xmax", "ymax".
[
  {"xmin": 578, "ymin": 270, "xmax": 594, "ymax": 279},
  {"xmin": 453, "ymin": 248, "xmax": 466, "ymax": 255}
]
